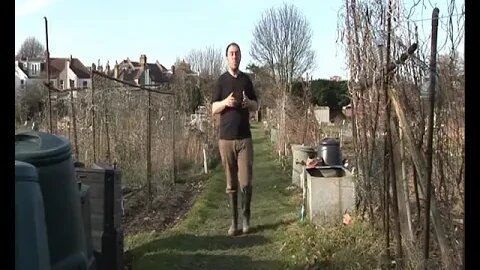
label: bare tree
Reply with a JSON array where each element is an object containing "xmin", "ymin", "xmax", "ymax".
[
  {"xmin": 185, "ymin": 46, "xmax": 226, "ymax": 77},
  {"xmin": 250, "ymin": 3, "xmax": 316, "ymax": 89},
  {"xmin": 246, "ymin": 63, "xmax": 275, "ymax": 107},
  {"xmin": 16, "ymin": 36, "xmax": 45, "ymax": 59},
  {"xmin": 250, "ymin": 3, "xmax": 316, "ymax": 157}
]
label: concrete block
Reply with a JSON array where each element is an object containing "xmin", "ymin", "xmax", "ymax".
[{"xmin": 306, "ymin": 166, "xmax": 355, "ymax": 225}]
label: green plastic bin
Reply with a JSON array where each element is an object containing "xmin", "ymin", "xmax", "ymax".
[
  {"xmin": 15, "ymin": 131, "xmax": 88, "ymax": 270},
  {"xmin": 15, "ymin": 160, "xmax": 51, "ymax": 270}
]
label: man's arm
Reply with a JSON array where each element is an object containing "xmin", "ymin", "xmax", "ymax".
[
  {"xmin": 212, "ymin": 99, "xmax": 227, "ymax": 115},
  {"xmin": 246, "ymin": 98, "xmax": 258, "ymax": 112},
  {"xmin": 212, "ymin": 79, "xmax": 226, "ymax": 115},
  {"xmin": 243, "ymin": 78, "xmax": 259, "ymax": 112},
  {"xmin": 212, "ymin": 91, "xmax": 236, "ymax": 115}
]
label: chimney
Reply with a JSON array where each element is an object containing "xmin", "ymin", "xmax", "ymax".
[
  {"xmin": 65, "ymin": 59, "xmax": 70, "ymax": 88},
  {"xmin": 140, "ymin": 54, "xmax": 147, "ymax": 69},
  {"xmin": 114, "ymin": 61, "xmax": 119, "ymax": 78},
  {"xmin": 171, "ymin": 65, "xmax": 175, "ymax": 75},
  {"xmin": 70, "ymin": 55, "xmax": 73, "ymax": 62},
  {"xmin": 105, "ymin": 61, "xmax": 110, "ymax": 74},
  {"xmin": 92, "ymin": 63, "xmax": 96, "ymax": 71}
]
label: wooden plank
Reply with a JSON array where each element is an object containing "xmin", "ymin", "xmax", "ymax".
[
  {"xmin": 91, "ymin": 230, "xmax": 103, "ymax": 252},
  {"xmin": 90, "ymin": 211, "xmax": 122, "ymax": 231},
  {"xmin": 77, "ymin": 167, "xmax": 124, "ymax": 254},
  {"xmin": 388, "ymin": 87, "xmax": 454, "ymax": 269}
]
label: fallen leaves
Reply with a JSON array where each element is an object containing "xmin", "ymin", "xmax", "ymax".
[{"xmin": 343, "ymin": 213, "xmax": 353, "ymax": 225}]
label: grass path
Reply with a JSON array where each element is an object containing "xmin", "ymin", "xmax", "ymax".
[{"xmin": 125, "ymin": 124, "xmax": 384, "ymax": 270}]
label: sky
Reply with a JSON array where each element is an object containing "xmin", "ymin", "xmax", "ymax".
[{"xmin": 15, "ymin": 0, "xmax": 464, "ymax": 80}]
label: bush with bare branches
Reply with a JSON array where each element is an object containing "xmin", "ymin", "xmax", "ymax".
[{"xmin": 338, "ymin": 0, "xmax": 464, "ymax": 268}]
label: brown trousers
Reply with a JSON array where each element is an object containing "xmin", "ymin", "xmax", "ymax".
[{"xmin": 219, "ymin": 138, "xmax": 254, "ymax": 194}]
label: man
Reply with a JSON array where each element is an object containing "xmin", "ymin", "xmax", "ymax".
[{"xmin": 212, "ymin": 42, "xmax": 258, "ymax": 236}]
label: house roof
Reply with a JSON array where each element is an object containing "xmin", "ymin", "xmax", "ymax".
[
  {"xmin": 115, "ymin": 57, "xmax": 170, "ymax": 84},
  {"xmin": 69, "ymin": 59, "xmax": 91, "ymax": 79},
  {"xmin": 17, "ymin": 57, "xmax": 44, "ymax": 62},
  {"xmin": 147, "ymin": 63, "xmax": 168, "ymax": 82},
  {"xmin": 50, "ymin": 58, "xmax": 91, "ymax": 79},
  {"xmin": 118, "ymin": 68, "xmax": 142, "ymax": 82},
  {"xmin": 16, "ymin": 61, "xmax": 47, "ymax": 79},
  {"xmin": 49, "ymin": 58, "xmax": 65, "ymax": 78},
  {"xmin": 16, "ymin": 57, "xmax": 91, "ymax": 79},
  {"xmin": 15, "ymin": 64, "xmax": 28, "ymax": 78}
]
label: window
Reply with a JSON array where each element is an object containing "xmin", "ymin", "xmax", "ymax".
[
  {"xmin": 31, "ymin": 63, "xmax": 40, "ymax": 76},
  {"xmin": 60, "ymin": 80, "xmax": 64, "ymax": 90},
  {"xmin": 82, "ymin": 81, "xmax": 88, "ymax": 88},
  {"xmin": 20, "ymin": 79, "xmax": 25, "ymax": 89},
  {"xmin": 69, "ymin": 79, "xmax": 75, "ymax": 89}
]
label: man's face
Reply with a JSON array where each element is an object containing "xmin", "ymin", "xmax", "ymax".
[{"xmin": 227, "ymin": 45, "xmax": 241, "ymax": 71}]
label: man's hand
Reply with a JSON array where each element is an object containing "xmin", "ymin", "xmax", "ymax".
[
  {"xmin": 212, "ymin": 92, "xmax": 236, "ymax": 115},
  {"xmin": 242, "ymin": 91, "xmax": 250, "ymax": 109},
  {"xmin": 224, "ymin": 92, "xmax": 237, "ymax": 108},
  {"xmin": 242, "ymin": 91, "xmax": 259, "ymax": 111}
]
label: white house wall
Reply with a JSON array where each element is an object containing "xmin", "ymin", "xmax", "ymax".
[
  {"xmin": 58, "ymin": 65, "xmax": 78, "ymax": 89},
  {"xmin": 15, "ymin": 65, "xmax": 28, "ymax": 89},
  {"xmin": 79, "ymin": 78, "xmax": 91, "ymax": 88},
  {"xmin": 24, "ymin": 61, "xmax": 42, "ymax": 77},
  {"xmin": 314, "ymin": 107, "xmax": 330, "ymax": 124},
  {"xmin": 58, "ymin": 68, "xmax": 67, "ymax": 89},
  {"xmin": 67, "ymin": 67, "xmax": 78, "ymax": 88}
]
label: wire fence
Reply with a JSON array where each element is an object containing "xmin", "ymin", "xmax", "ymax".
[
  {"xmin": 54, "ymin": 72, "xmax": 174, "ymax": 195},
  {"xmin": 15, "ymin": 71, "xmax": 220, "ymax": 199}
]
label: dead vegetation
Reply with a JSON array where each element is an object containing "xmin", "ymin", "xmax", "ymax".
[
  {"xmin": 338, "ymin": 0, "xmax": 464, "ymax": 268},
  {"xmin": 258, "ymin": 0, "xmax": 464, "ymax": 269},
  {"xmin": 15, "ymin": 68, "xmax": 221, "ymax": 234}
]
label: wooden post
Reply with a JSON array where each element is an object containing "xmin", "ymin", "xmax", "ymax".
[
  {"xmin": 91, "ymin": 71, "xmax": 96, "ymax": 163},
  {"xmin": 424, "ymin": 7, "xmax": 440, "ymax": 266},
  {"xmin": 388, "ymin": 87, "xmax": 454, "ymax": 270},
  {"xmin": 147, "ymin": 89, "xmax": 152, "ymax": 202},
  {"xmin": 203, "ymin": 144, "xmax": 208, "ymax": 174},
  {"xmin": 44, "ymin": 17, "xmax": 53, "ymax": 134},
  {"xmin": 70, "ymin": 89, "xmax": 79, "ymax": 158}
]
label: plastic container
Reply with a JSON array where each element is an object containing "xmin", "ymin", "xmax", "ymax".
[
  {"xmin": 15, "ymin": 160, "xmax": 51, "ymax": 270},
  {"xmin": 15, "ymin": 131, "xmax": 88, "ymax": 270}
]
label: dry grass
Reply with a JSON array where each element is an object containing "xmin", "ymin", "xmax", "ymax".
[{"xmin": 262, "ymin": 77, "xmax": 464, "ymax": 268}]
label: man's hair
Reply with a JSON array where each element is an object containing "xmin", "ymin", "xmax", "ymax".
[{"xmin": 225, "ymin": 42, "xmax": 241, "ymax": 56}]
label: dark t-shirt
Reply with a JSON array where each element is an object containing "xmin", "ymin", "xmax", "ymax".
[{"xmin": 212, "ymin": 71, "xmax": 258, "ymax": 140}]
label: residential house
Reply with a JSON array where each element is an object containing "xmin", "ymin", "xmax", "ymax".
[
  {"xmin": 51, "ymin": 57, "xmax": 91, "ymax": 90},
  {"xmin": 313, "ymin": 106, "xmax": 330, "ymax": 124},
  {"xmin": 15, "ymin": 56, "xmax": 92, "ymax": 95},
  {"xmin": 330, "ymin": 75, "xmax": 342, "ymax": 81},
  {"xmin": 15, "ymin": 61, "xmax": 29, "ymax": 97},
  {"xmin": 99, "ymin": 55, "xmax": 172, "ymax": 86},
  {"xmin": 171, "ymin": 59, "xmax": 198, "ymax": 77},
  {"xmin": 15, "ymin": 57, "xmax": 45, "ymax": 92}
]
